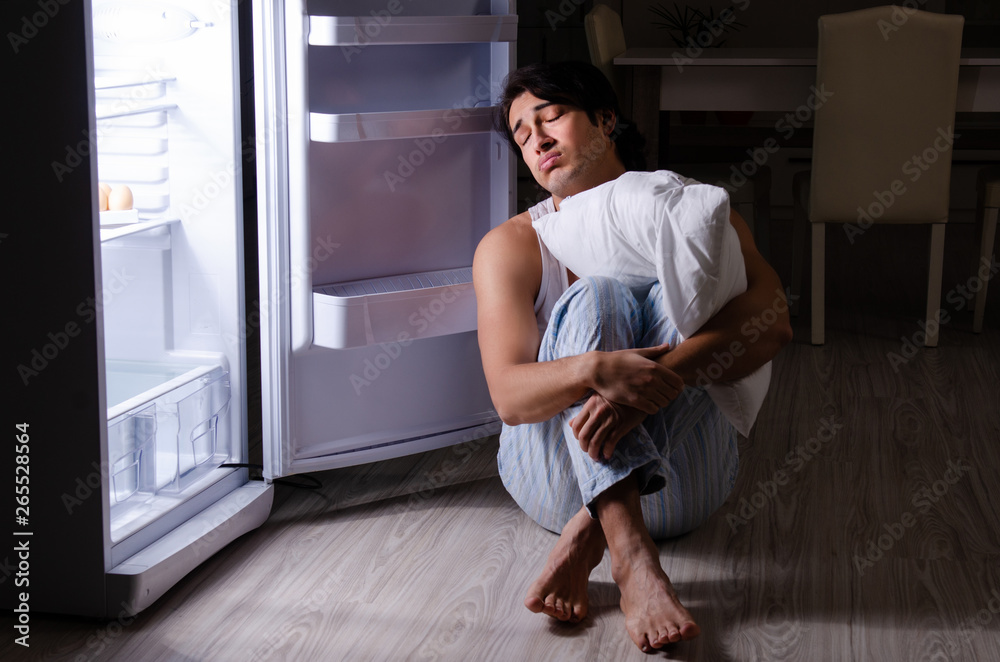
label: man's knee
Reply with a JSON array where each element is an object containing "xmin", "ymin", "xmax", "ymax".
[
  {"xmin": 554, "ymin": 276, "xmax": 640, "ymax": 351},
  {"xmin": 560, "ymin": 276, "xmax": 635, "ymax": 317}
]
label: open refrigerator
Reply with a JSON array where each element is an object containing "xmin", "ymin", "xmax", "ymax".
[{"xmin": 6, "ymin": 0, "xmax": 515, "ymax": 617}]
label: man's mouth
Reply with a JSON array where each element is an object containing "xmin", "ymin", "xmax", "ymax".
[{"xmin": 538, "ymin": 152, "xmax": 561, "ymax": 172}]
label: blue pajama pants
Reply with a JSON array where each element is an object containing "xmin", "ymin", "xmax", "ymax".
[{"xmin": 497, "ymin": 276, "xmax": 739, "ymax": 539}]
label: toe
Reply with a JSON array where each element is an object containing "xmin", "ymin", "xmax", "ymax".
[
  {"xmin": 630, "ymin": 630, "xmax": 653, "ymax": 653},
  {"xmin": 680, "ymin": 621, "xmax": 701, "ymax": 640},
  {"xmin": 553, "ymin": 598, "xmax": 567, "ymax": 620}
]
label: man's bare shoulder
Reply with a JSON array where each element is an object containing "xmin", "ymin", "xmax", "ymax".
[
  {"xmin": 475, "ymin": 211, "xmax": 540, "ymax": 273},
  {"xmin": 478, "ymin": 211, "xmax": 536, "ymax": 253}
]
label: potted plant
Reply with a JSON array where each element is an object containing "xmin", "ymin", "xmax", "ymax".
[{"xmin": 648, "ymin": 2, "xmax": 752, "ymax": 125}]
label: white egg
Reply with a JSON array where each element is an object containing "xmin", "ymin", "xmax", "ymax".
[{"xmin": 108, "ymin": 185, "xmax": 133, "ymax": 211}]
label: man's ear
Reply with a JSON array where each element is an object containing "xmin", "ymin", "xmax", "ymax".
[{"xmin": 602, "ymin": 110, "xmax": 617, "ymax": 135}]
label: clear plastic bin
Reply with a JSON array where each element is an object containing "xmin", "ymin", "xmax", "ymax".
[{"xmin": 106, "ymin": 363, "xmax": 231, "ymax": 518}]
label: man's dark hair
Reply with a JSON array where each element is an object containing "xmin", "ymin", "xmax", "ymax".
[{"xmin": 494, "ymin": 61, "xmax": 646, "ymax": 172}]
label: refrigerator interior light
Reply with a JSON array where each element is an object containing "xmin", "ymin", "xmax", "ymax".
[{"xmin": 93, "ymin": 1, "xmax": 213, "ymax": 43}]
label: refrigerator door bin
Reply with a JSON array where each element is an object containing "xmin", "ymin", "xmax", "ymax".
[
  {"xmin": 306, "ymin": 131, "xmax": 495, "ymax": 348},
  {"xmin": 313, "ymin": 267, "xmax": 475, "ymax": 349},
  {"xmin": 310, "ymin": 107, "xmax": 493, "ymax": 143},
  {"xmin": 309, "ymin": 42, "xmax": 505, "ymax": 116}
]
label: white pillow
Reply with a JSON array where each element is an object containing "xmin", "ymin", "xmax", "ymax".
[{"xmin": 532, "ymin": 170, "xmax": 771, "ymax": 436}]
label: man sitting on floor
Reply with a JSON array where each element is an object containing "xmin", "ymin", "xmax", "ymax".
[{"xmin": 473, "ymin": 61, "xmax": 791, "ymax": 653}]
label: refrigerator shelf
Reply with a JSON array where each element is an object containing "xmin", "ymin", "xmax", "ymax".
[
  {"xmin": 100, "ymin": 217, "xmax": 179, "ymax": 242},
  {"xmin": 98, "ymin": 163, "xmax": 169, "ymax": 184},
  {"xmin": 312, "ymin": 267, "xmax": 476, "ymax": 349},
  {"xmin": 95, "ymin": 74, "xmax": 176, "ymax": 91},
  {"xmin": 96, "ymin": 102, "xmax": 177, "ymax": 122},
  {"xmin": 309, "ymin": 107, "xmax": 493, "ymax": 142},
  {"xmin": 308, "ymin": 14, "xmax": 516, "ymax": 46}
]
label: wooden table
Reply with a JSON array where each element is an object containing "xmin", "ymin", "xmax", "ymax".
[{"xmin": 614, "ymin": 47, "xmax": 1000, "ymax": 168}]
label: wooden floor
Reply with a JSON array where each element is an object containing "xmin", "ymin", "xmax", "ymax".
[{"xmin": 3, "ymin": 218, "xmax": 1000, "ymax": 661}]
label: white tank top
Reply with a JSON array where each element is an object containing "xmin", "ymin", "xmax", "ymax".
[{"xmin": 528, "ymin": 197, "xmax": 569, "ymax": 337}]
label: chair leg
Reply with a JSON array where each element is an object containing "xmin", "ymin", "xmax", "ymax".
[
  {"xmin": 924, "ymin": 223, "xmax": 946, "ymax": 348},
  {"xmin": 973, "ymin": 207, "xmax": 998, "ymax": 333},
  {"xmin": 811, "ymin": 223, "xmax": 825, "ymax": 345}
]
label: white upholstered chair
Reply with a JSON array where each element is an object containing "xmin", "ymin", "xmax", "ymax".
[{"xmin": 791, "ymin": 6, "xmax": 963, "ymax": 346}]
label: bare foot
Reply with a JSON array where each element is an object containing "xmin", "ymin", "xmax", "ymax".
[
  {"xmin": 612, "ymin": 541, "xmax": 700, "ymax": 652},
  {"xmin": 524, "ymin": 507, "xmax": 607, "ymax": 623}
]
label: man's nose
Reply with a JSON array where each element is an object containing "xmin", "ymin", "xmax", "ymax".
[{"xmin": 533, "ymin": 131, "xmax": 554, "ymax": 152}]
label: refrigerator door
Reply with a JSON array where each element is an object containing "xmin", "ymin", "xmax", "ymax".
[{"xmin": 255, "ymin": 0, "xmax": 516, "ymax": 478}]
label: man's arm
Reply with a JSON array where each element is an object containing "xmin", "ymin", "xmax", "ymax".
[
  {"xmin": 572, "ymin": 209, "xmax": 792, "ymax": 460},
  {"xmin": 473, "ymin": 214, "xmax": 682, "ymax": 426}
]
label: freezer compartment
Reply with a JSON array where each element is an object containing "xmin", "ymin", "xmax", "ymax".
[
  {"xmin": 107, "ymin": 362, "xmax": 232, "ymax": 542},
  {"xmin": 313, "ymin": 267, "xmax": 475, "ymax": 349}
]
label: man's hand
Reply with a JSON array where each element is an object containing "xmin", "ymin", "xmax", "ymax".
[
  {"xmin": 570, "ymin": 393, "xmax": 648, "ymax": 462},
  {"xmin": 590, "ymin": 344, "xmax": 684, "ymax": 414}
]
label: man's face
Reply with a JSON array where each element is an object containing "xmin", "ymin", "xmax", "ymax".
[{"xmin": 507, "ymin": 91, "xmax": 617, "ymax": 202}]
